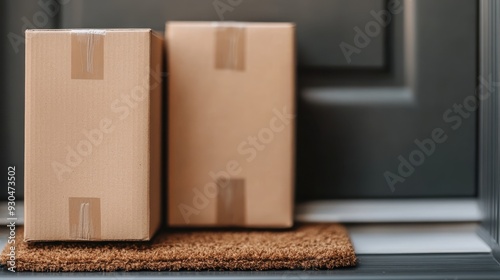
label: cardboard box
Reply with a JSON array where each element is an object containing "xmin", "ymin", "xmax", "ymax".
[
  {"xmin": 24, "ymin": 29, "xmax": 163, "ymax": 241},
  {"xmin": 167, "ymin": 22, "xmax": 295, "ymax": 227}
]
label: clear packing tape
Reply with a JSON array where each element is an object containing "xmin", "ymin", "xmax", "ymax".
[
  {"xmin": 68, "ymin": 29, "xmax": 105, "ymax": 241},
  {"xmin": 217, "ymin": 178, "xmax": 246, "ymax": 226},
  {"xmin": 69, "ymin": 197, "xmax": 101, "ymax": 240},
  {"xmin": 71, "ymin": 30, "xmax": 105, "ymax": 79},
  {"xmin": 214, "ymin": 23, "xmax": 246, "ymax": 71}
]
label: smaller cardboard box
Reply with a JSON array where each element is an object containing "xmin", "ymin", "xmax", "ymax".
[
  {"xmin": 167, "ymin": 22, "xmax": 295, "ymax": 228},
  {"xmin": 24, "ymin": 29, "xmax": 163, "ymax": 241}
]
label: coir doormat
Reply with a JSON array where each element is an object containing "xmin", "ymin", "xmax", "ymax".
[{"xmin": 1, "ymin": 223, "xmax": 356, "ymax": 272}]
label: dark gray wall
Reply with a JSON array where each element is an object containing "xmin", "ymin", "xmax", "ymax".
[
  {"xmin": 0, "ymin": 1, "xmax": 5, "ymax": 201},
  {"xmin": 0, "ymin": 0, "xmax": 478, "ymax": 201},
  {"xmin": 1, "ymin": 0, "xmax": 59, "ymax": 199},
  {"xmin": 297, "ymin": 0, "xmax": 477, "ymax": 198}
]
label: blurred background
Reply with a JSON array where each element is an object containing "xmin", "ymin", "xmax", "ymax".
[{"xmin": 0, "ymin": 0, "xmax": 477, "ymax": 201}]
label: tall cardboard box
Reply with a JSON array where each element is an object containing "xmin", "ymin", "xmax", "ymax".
[
  {"xmin": 24, "ymin": 29, "xmax": 163, "ymax": 241},
  {"xmin": 167, "ymin": 22, "xmax": 295, "ymax": 227}
]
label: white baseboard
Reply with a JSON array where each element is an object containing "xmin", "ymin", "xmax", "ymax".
[
  {"xmin": 348, "ymin": 223, "xmax": 491, "ymax": 254},
  {"xmin": 296, "ymin": 199, "xmax": 481, "ymax": 223}
]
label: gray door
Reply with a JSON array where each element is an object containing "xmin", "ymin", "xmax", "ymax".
[{"xmin": 297, "ymin": 0, "xmax": 477, "ymax": 199}]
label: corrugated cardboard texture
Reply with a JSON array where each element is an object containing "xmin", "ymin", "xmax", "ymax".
[
  {"xmin": 24, "ymin": 29, "xmax": 163, "ymax": 241},
  {"xmin": 167, "ymin": 22, "xmax": 295, "ymax": 227}
]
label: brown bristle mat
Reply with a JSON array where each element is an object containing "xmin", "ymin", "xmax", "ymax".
[{"xmin": 1, "ymin": 223, "xmax": 356, "ymax": 272}]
